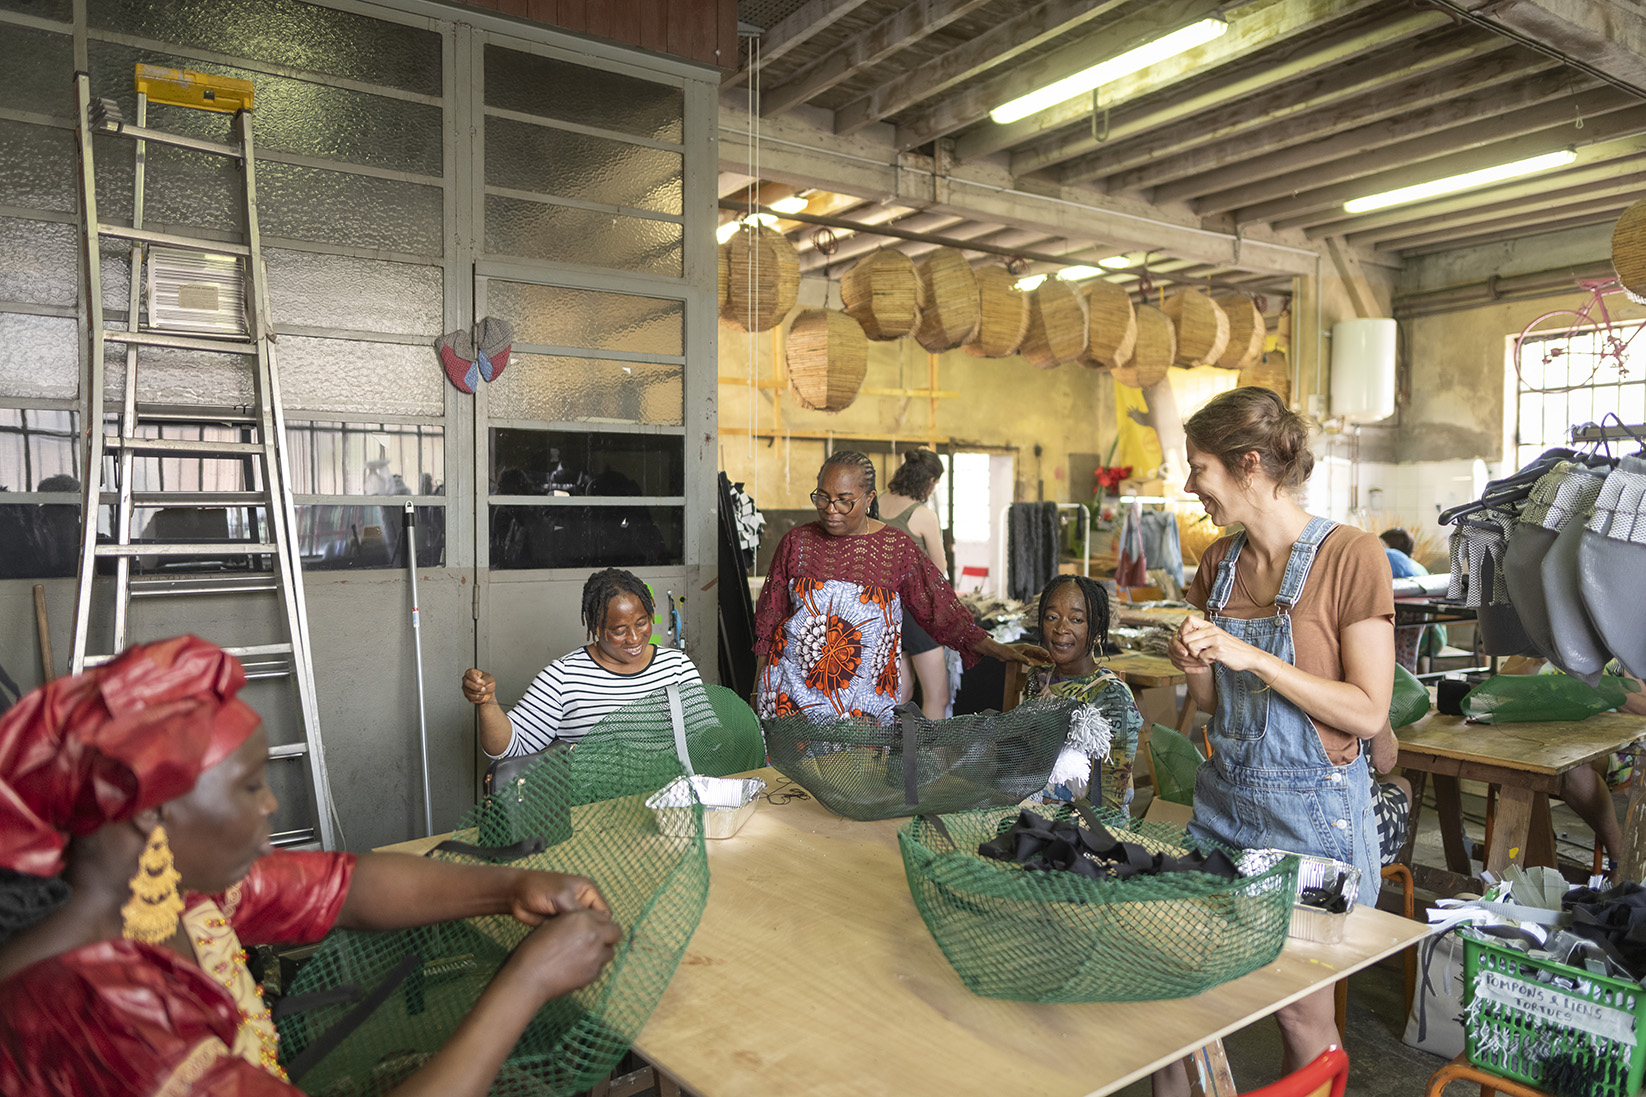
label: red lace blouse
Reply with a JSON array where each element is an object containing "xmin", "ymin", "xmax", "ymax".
[{"xmin": 754, "ymin": 522, "xmax": 986, "ymax": 666}]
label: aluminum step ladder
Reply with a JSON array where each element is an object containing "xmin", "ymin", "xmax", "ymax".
[{"xmin": 68, "ymin": 66, "xmax": 338, "ymax": 850}]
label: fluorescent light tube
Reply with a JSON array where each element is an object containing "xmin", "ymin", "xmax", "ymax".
[
  {"xmin": 748, "ymin": 212, "xmax": 779, "ymax": 227},
  {"xmin": 1098, "ymin": 255, "xmax": 1132, "ymax": 269},
  {"xmin": 769, "ymin": 195, "xmax": 809, "ymax": 214},
  {"xmin": 716, "ymin": 221, "xmax": 740, "ymax": 243},
  {"xmin": 1058, "ymin": 265, "xmax": 1103, "ymax": 280},
  {"xmin": 1015, "ymin": 273, "xmax": 1048, "ymax": 291},
  {"xmin": 990, "ymin": 17, "xmax": 1228, "ymax": 125},
  {"xmin": 1343, "ymin": 149, "xmax": 1577, "ymax": 214}
]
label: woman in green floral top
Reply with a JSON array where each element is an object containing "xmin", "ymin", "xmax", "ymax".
[{"xmin": 1024, "ymin": 574, "xmax": 1143, "ymax": 812}]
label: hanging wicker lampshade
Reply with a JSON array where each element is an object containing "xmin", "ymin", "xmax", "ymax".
[
  {"xmin": 1021, "ymin": 279, "xmax": 1088, "ymax": 370},
  {"xmin": 724, "ymin": 224, "xmax": 800, "ymax": 332},
  {"xmin": 1612, "ymin": 198, "xmax": 1646, "ymax": 305},
  {"xmin": 1239, "ymin": 350, "xmax": 1290, "ymax": 404},
  {"xmin": 1161, "ymin": 290, "xmax": 1229, "ymax": 367},
  {"xmin": 914, "ymin": 248, "xmax": 981, "ymax": 352},
  {"xmin": 1114, "ymin": 304, "xmax": 1174, "ymax": 388},
  {"xmin": 961, "ymin": 267, "xmax": 1029, "ymax": 358},
  {"xmin": 1082, "ymin": 281, "xmax": 1136, "ymax": 370},
  {"xmin": 787, "ymin": 308, "xmax": 869, "ymax": 412},
  {"xmin": 842, "ymin": 249, "xmax": 924, "ymax": 340},
  {"xmin": 1212, "ymin": 294, "xmax": 1266, "ymax": 370}
]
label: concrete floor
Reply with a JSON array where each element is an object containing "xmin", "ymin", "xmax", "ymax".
[{"xmin": 1112, "ymin": 781, "xmax": 1620, "ymax": 1096}]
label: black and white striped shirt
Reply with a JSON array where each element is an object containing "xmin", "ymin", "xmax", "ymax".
[{"xmin": 494, "ymin": 645, "xmax": 705, "ymax": 757}]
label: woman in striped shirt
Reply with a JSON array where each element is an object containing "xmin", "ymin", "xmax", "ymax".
[{"xmin": 462, "ymin": 568, "xmax": 704, "ymax": 757}]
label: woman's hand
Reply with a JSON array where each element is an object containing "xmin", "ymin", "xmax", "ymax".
[
  {"xmin": 1168, "ymin": 619, "xmax": 1214, "ymax": 675},
  {"xmin": 973, "ymin": 636, "xmax": 1050, "ymax": 666},
  {"xmin": 501, "ymin": 908, "xmax": 623, "ymax": 1003},
  {"xmin": 509, "ymin": 871, "xmax": 610, "ymax": 924},
  {"xmin": 1367, "ymin": 724, "xmax": 1399, "ymax": 774},
  {"xmin": 1173, "ymin": 617, "xmax": 1274, "ymax": 677},
  {"xmin": 463, "ymin": 668, "xmax": 497, "ymax": 707}
]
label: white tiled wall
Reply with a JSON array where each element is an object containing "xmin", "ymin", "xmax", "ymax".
[{"xmin": 1304, "ymin": 447, "xmax": 1488, "ymax": 548}]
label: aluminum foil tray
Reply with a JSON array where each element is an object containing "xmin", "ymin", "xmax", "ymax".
[
  {"xmin": 1239, "ymin": 848, "xmax": 1362, "ymax": 945},
  {"xmin": 646, "ymin": 775, "xmax": 766, "ymax": 839}
]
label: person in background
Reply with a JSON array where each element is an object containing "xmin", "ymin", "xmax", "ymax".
[
  {"xmin": 878, "ymin": 449, "xmax": 954, "ymax": 719},
  {"xmin": 754, "ymin": 450, "xmax": 1045, "ymax": 724},
  {"xmin": 1380, "ymin": 527, "xmax": 1446, "ymax": 675},
  {"xmin": 0, "ymin": 636, "xmax": 620, "ymax": 1097},
  {"xmin": 1023, "ymin": 574, "xmax": 1143, "ymax": 812},
  {"xmin": 1162, "ymin": 387, "xmax": 1394, "ymax": 1093},
  {"xmin": 462, "ymin": 568, "xmax": 704, "ymax": 758}
]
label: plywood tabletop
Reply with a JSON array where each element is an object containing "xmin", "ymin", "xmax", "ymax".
[
  {"xmin": 1397, "ymin": 710, "xmax": 1646, "ymax": 778},
  {"xmin": 1104, "ymin": 651, "xmax": 1187, "ymax": 687},
  {"xmin": 632, "ymin": 771, "xmax": 1429, "ymax": 1097}
]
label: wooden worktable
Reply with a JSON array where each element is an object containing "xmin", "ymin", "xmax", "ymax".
[
  {"xmin": 1397, "ymin": 709, "xmax": 1646, "ymax": 875},
  {"xmin": 628, "ymin": 770, "xmax": 1429, "ymax": 1097}
]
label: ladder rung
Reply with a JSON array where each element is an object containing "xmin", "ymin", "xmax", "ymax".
[
  {"xmin": 103, "ymin": 330, "xmax": 258, "ymax": 355},
  {"xmin": 131, "ymin": 573, "xmax": 280, "ymax": 597},
  {"xmin": 271, "ymin": 830, "xmax": 320, "ymax": 849},
  {"xmin": 136, "ymin": 403, "xmax": 259, "ymax": 425},
  {"xmin": 98, "ymin": 222, "xmax": 250, "ymax": 257},
  {"xmin": 268, "ymin": 743, "xmax": 309, "ymax": 760},
  {"xmin": 131, "ymin": 491, "xmax": 267, "ymax": 506},
  {"xmin": 95, "ymin": 542, "xmax": 277, "ymax": 557},
  {"xmin": 109, "ymin": 435, "xmax": 264, "ymax": 456},
  {"xmin": 224, "ymin": 642, "xmax": 294, "ymax": 658},
  {"xmin": 108, "ymin": 121, "xmax": 240, "ymax": 159}
]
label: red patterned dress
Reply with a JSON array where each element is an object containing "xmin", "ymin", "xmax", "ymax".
[
  {"xmin": 754, "ymin": 522, "xmax": 987, "ymax": 723},
  {"xmin": 0, "ymin": 850, "xmax": 356, "ymax": 1097}
]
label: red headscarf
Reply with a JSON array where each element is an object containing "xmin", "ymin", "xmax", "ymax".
[{"xmin": 0, "ymin": 636, "xmax": 260, "ymax": 877}]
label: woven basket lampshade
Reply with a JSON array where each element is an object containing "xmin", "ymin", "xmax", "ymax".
[
  {"xmin": 1021, "ymin": 278, "xmax": 1089, "ymax": 369},
  {"xmin": 842, "ymin": 249, "xmax": 925, "ymax": 340},
  {"xmin": 1114, "ymin": 304, "xmax": 1175, "ymax": 388},
  {"xmin": 961, "ymin": 267, "xmax": 1029, "ymax": 358},
  {"xmin": 1239, "ymin": 350, "xmax": 1290, "ymax": 403},
  {"xmin": 724, "ymin": 224, "xmax": 800, "ymax": 332},
  {"xmin": 914, "ymin": 248, "xmax": 981, "ymax": 352},
  {"xmin": 1161, "ymin": 290, "xmax": 1229, "ymax": 367},
  {"xmin": 1081, "ymin": 281, "xmax": 1137, "ymax": 371},
  {"xmin": 1212, "ymin": 295, "xmax": 1266, "ymax": 370},
  {"xmin": 1612, "ymin": 198, "xmax": 1646, "ymax": 305},
  {"xmin": 787, "ymin": 308, "xmax": 869, "ymax": 412}
]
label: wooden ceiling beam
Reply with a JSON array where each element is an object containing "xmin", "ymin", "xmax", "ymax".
[
  {"xmin": 1137, "ymin": 47, "xmax": 1550, "ymax": 200},
  {"xmin": 1211, "ymin": 93, "xmax": 1645, "ymax": 221},
  {"xmin": 760, "ymin": 0, "xmax": 995, "ymax": 117},
  {"xmin": 1373, "ymin": 194, "xmax": 1637, "ymax": 253},
  {"xmin": 830, "ymin": 0, "xmax": 1128, "ymax": 138},
  {"xmin": 1396, "ymin": 208, "xmax": 1629, "ymax": 258},
  {"xmin": 1135, "ymin": 61, "xmax": 1579, "ymax": 202},
  {"xmin": 796, "ymin": 211, "xmax": 969, "ymax": 270},
  {"xmin": 977, "ymin": 0, "xmax": 1405, "ymax": 168},
  {"xmin": 1456, "ymin": 0, "xmax": 1646, "ymax": 94},
  {"xmin": 726, "ymin": 0, "xmax": 876, "ymax": 88},
  {"xmin": 1021, "ymin": 11, "xmax": 1462, "ymax": 181},
  {"xmin": 1296, "ymin": 140, "xmax": 1646, "ymax": 237},
  {"xmin": 1335, "ymin": 175, "xmax": 1646, "ymax": 247},
  {"xmin": 890, "ymin": 0, "xmax": 1234, "ymax": 153}
]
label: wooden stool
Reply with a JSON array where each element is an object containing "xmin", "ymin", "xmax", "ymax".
[{"xmin": 1425, "ymin": 1053, "xmax": 1554, "ymax": 1096}]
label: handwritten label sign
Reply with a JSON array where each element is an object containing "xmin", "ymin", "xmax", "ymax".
[{"xmin": 1476, "ymin": 970, "xmax": 1638, "ymax": 1046}]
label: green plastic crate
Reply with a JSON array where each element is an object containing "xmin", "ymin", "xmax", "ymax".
[{"xmin": 1463, "ymin": 929, "xmax": 1646, "ymax": 1097}]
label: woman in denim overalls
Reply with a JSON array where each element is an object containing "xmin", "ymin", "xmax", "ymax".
[{"xmin": 1162, "ymin": 388, "xmax": 1394, "ymax": 1091}]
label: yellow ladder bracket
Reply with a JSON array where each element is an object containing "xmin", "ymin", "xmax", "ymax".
[{"xmin": 135, "ymin": 63, "xmax": 254, "ymax": 112}]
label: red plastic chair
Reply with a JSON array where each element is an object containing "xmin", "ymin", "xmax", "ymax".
[{"xmin": 1239, "ymin": 1046, "xmax": 1349, "ymax": 1097}]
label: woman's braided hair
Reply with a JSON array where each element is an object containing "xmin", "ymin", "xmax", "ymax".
[
  {"xmin": 819, "ymin": 449, "xmax": 880, "ymax": 518},
  {"xmin": 0, "ymin": 869, "xmax": 69, "ymax": 946},
  {"xmin": 1036, "ymin": 574, "xmax": 1111, "ymax": 659},
  {"xmin": 580, "ymin": 568, "xmax": 655, "ymax": 639}
]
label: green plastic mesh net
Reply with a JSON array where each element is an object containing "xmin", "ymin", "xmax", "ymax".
[
  {"xmin": 275, "ymin": 694, "xmax": 715, "ymax": 1097},
  {"xmin": 762, "ymin": 697, "xmax": 1076, "ymax": 821},
  {"xmin": 898, "ymin": 805, "xmax": 1298, "ymax": 1003}
]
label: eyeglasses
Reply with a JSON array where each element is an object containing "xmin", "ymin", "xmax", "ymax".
[{"xmin": 810, "ymin": 491, "xmax": 863, "ymax": 512}]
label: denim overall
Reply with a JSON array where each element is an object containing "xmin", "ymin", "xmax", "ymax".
[{"xmin": 1188, "ymin": 516, "xmax": 1381, "ymax": 906}]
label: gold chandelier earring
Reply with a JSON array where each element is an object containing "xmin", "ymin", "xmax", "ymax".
[{"xmin": 121, "ymin": 823, "xmax": 184, "ymax": 944}]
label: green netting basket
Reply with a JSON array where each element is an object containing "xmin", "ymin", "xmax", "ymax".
[
  {"xmin": 1462, "ymin": 928, "xmax": 1646, "ymax": 1097},
  {"xmin": 898, "ymin": 806, "xmax": 1298, "ymax": 1002},
  {"xmin": 276, "ymin": 707, "xmax": 711, "ymax": 1097},
  {"xmin": 762, "ymin": 697, "xmax": 1075, "ymax": 821}
]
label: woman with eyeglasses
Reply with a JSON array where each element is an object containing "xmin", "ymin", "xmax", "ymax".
[{"xmin": 752, "ymin": 450, "xmax": 1046, "ymax": 724}]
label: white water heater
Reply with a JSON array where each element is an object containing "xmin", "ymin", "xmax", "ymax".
[{"xmin": 1330, "ymin": 318, "xmax": 1397, "ymax": 423}]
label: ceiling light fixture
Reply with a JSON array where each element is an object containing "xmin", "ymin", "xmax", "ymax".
[
  {"xmin": 747, "ymin": 212, "xmax": 780, "ymax": 228},
  {"xmin": 1098, "ymin": 255, "xmax": 1132, "ymax": 269},
  {"xmin": 715, "ymin": 221, "xmax": 741, "ymax": 243},
  {"xmin": 990, "ymin": 17, "xmax": 1228, "ymax": 125},
  {"xmin": 1015, "ymin": 273, "xmax": 1048, "ymax": 291},
  {"xmin": 1342, "ymin": 149, "xmax": 1578, "ymax": 214},
  {"xmin": 1057, "ymin": 265, "xmax": 1103, "ymax": 281},
  {"xmin": 769, "ymin": 195, "xmax": 810, "ymax": 214}
]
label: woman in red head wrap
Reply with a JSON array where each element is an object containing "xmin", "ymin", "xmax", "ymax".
[{"xmin": 0, "ymin": 636, "xmax": 622, "ymax": 1097}]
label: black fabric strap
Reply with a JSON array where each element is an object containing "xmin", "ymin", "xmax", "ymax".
[
  {"xmin": 427, "ymin": 835, "xmax": 547, "ymax": 861},
  {"xmin": 285, "ymin": 951, "xmax": 422, "ymax": 1083},
  {"xmin": 923, "ymin": 813, "xmax": 957, "ymax": 850},
  {"xmin": 271, "ymin": 984, "xmax": 361, "ymax": 1020}
]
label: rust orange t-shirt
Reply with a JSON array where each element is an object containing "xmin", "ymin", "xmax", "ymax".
[{"xmin": 1186, "ymin": 524, "xmax": 1394, "ymax": 764}]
